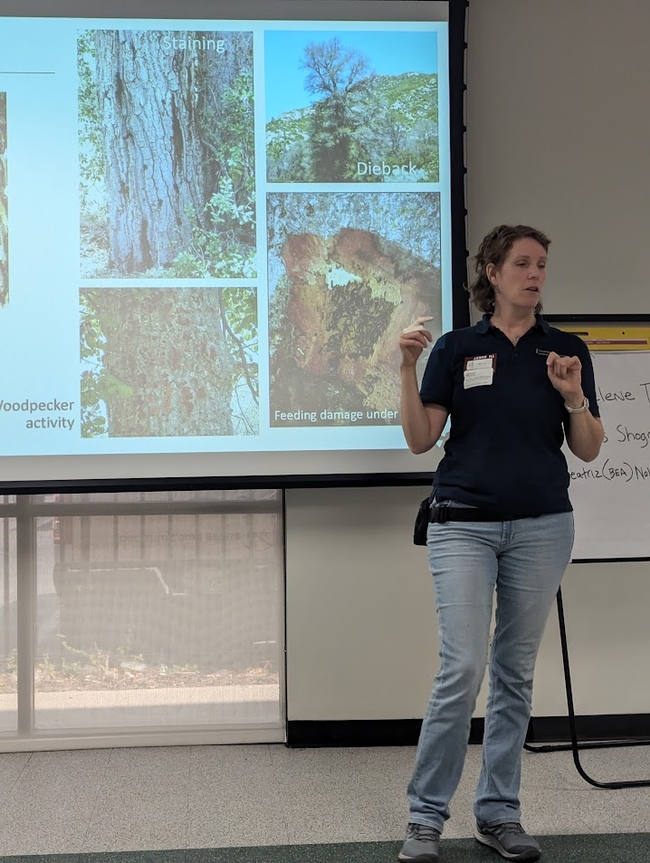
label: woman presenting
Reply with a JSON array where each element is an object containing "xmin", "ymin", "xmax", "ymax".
[{"xmin": 398, "ymin": 224, "xmax": 603, "ymax": 863}]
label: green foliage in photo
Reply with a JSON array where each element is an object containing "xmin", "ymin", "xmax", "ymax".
[{"xmin": 267, "ymin": 38, "xmax": 439, "ymax": 184}]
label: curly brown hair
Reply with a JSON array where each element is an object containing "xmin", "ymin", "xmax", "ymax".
[{"xmin": 467, "ymin": 224, "xmax": 551, "ymax": 314}]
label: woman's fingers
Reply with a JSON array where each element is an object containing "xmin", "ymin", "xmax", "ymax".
[
  {"xmin": 399, "ymin": 317, "xmax": 434, "ymax": 367},
  {"xmin": 401, "ymin": 317, "xmax": 434, "ymax": 352},
  {"xmin": 546, "ymin": 353, "xmax": 582, "ymax": 382},
  {"xmin": 400, "ymin": 329, "xmax": 430, "ymax": 345},
  {"xmin": 402, "ymin": 315, "xmax": 434, "ymax": 336}
]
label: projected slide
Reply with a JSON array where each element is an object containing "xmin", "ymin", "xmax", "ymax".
[{"xmin": 0, "ymin": 11, "xmax": 453, "ymax": 478}]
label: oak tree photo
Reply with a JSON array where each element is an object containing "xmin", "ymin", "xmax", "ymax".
[
  {"xmin": 267, "ymin": 193, "xmax": 441, "ymax": 426},
  {"xmin": 267, "ymin": 35, "xmax": 438, "ymax": 183},
  {"xmin": 81, "ymin": 288, "xmax": 258, "ymax": 438},
  {"xmin": 79, "ymin": 30, "xmax": 256, "ymax": 278}
]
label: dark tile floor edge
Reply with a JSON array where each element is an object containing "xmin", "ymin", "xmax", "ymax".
[{"xmin": 3, "ymin": 834, "xmax": 650, "ymax": 862}]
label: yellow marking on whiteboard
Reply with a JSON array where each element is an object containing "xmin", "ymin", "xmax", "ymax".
[{"xmin": 555, "ymin": 325, "xmax": 650, "ymax": 350}]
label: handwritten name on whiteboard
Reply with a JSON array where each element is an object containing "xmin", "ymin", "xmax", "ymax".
[{"xmin": 566, "ymin": 351, "xmax": 650, "ymax": 560}]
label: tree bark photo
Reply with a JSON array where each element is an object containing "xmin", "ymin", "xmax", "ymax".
[
  {"xmin": 80, "ymin": 289, "xmax": 256, "ymax": 438},
  {"xmin": 267, "ymin": 193, "xmax": 442, "ymax": 427},
  {"xmin": 94, "ymin": 31, "xmax": 206, "ymax": 273},
  {"xmin": 80, "ymin": 31, "xmax": 256, "ymax": 278}
]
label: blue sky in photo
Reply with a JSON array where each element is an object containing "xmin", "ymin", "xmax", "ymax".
[{"xmin": 265, "ymin": 29, "xmax": 438, "ymax": 122}]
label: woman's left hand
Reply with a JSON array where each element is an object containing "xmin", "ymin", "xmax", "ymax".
[{"xmin": 546, "ymin": 352, "xmax": 584, "ymax": 405}]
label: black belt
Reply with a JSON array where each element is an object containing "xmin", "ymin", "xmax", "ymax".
[{"xmin": 429, "ymin": 503, "xmax": 514, "ymax": 524}]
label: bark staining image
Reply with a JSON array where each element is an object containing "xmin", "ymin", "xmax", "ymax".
[
  {"xmin": 80, "ymin": 288, "xmax": 258, "ymax": 438},
  {"xmin": 266, "ymin": 32, "xmax": 439, "ymax": 184},
  {"xmin": 0, "ymin": 93, "xmax": 7, "ymax": 306},
  {"xmin": 268, "ymin": 193, "xmax": 442, "ymax": 427},
  {"xmin": 79, "ymin": 30, "xmax": 256, "ymax": 278}
]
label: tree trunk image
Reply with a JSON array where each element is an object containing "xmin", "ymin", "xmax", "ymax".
[
  {"xmin": 90, "ymin": 30, "xmax": 255, "ymax": 276},
  {"xmin": 84, "ymin": 289, "xmax": 237, "ymax": 437},
  {"xmin": 94, "ymin": 31, "xmax": 208, "ymax": 273},
  {"xmin": 270, "ymin": 227, "xmax": 440, "ymax": 426},
  {"xmin": 267, "ymin": 191, "xmax": 441, "ymax": 427}
]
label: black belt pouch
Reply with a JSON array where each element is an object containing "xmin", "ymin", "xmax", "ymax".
[{"xmin": 413, "ymin": 497, "xmax": 431, "ymax": 546}]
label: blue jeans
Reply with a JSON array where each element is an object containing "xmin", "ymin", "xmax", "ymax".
[{"xmin": 407, "ymin": 512, "xmax": 574, "ymax": 831}]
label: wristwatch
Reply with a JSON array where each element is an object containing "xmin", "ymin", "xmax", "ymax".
[{"xmin": 564, "ymin": 396, "xmax": 590, "ymax": 414}]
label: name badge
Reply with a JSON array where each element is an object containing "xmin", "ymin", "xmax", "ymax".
[{"xmin": 463, "ymin": 354, "xmax": 496, "ymax": 389}]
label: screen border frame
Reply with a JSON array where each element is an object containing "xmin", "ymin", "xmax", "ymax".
[{"xmin": 0, "ymin": 0, "xmax": 469, "ymax": 493}]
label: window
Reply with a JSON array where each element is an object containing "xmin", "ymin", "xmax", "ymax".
[{"xmin": 0, "ymin": 491, "xmax": 284, "ymax": 749}]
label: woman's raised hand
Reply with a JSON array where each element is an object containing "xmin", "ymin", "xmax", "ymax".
[{"xmin": 399, "ymin": 316, "xmax": 434, "ymax": 368}]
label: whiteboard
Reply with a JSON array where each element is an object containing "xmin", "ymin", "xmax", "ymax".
[{"xmin": 567, "ymin": 351, "xmax": 650, "ymax": 561}]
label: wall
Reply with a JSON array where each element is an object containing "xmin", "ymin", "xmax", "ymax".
[
  {"xmin": 465, "ymin": 0, "xmax": 649, "ymax": 316},
  {"xmin": 286, "ymin": 0, "xmax": 650, "ymax": 725}
]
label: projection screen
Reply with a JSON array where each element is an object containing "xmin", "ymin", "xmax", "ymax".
[{"xmin": 0, "ymin": 0, "xmax": 467, "ymax": 489}]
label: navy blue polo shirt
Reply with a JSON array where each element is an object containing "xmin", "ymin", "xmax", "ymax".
[{"xmin": 420, "ymin": 314, "xmax": 600, "ymax": 518}]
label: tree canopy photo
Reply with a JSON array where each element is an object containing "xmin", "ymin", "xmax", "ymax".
[{"xmin": 266, "ymin": 35, "xmax": 439, "ymax": 183}]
